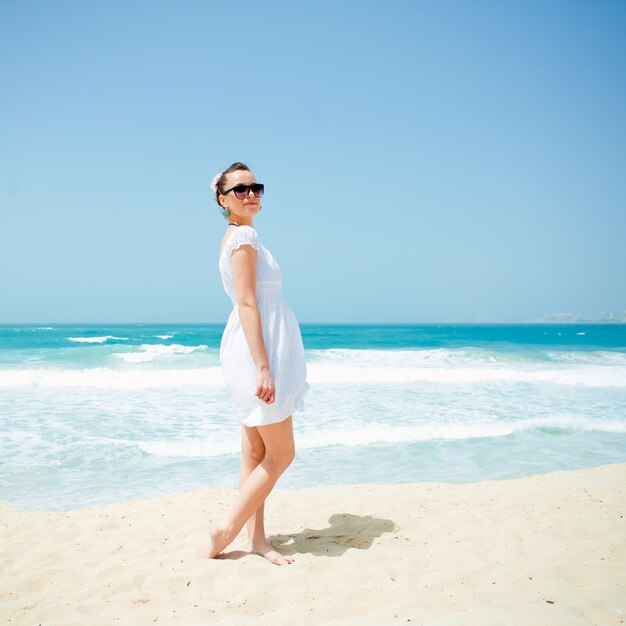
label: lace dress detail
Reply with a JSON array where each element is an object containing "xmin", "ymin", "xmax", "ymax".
[{"xmin": 218, "ymin": 225, "xmax": 310, "ymax": 426}]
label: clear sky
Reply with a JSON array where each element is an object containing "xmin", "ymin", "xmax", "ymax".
[{"xmin": 1, "ymin": 0, "xmax": 624, "ymax": 323}]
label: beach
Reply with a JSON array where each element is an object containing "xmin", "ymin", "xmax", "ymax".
[{"xmin": 1, "ymin": 462, "xmax": 624, "ymax": 625}]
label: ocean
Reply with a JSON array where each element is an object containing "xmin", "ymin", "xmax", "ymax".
[{"xmin": 1, "ymin": 323, "xmax": 625, "ymax": 512}]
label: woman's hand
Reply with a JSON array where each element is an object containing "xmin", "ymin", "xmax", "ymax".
[{"xmin": 256, "ymin": 364, "xmax": 275, "ymax": 404}]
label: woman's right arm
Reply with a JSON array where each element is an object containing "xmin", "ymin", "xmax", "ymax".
[{"xmin": 231, "ymin": 245, "xmax": 275, "ymax": 404}]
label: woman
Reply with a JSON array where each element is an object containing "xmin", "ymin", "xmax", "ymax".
[{"xmin": 200, "ymin": 162, "xmax": 310, "ymax": 566}]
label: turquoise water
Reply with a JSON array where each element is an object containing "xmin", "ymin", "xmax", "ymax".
[{"xmin": 1, "ymin": 323, "xmax": 625, "ymax": 511}]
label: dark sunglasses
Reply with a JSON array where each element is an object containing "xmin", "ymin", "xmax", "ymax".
[{"xmin": 221, "ymin": 183, "xmax": 265, "ymax": 200}]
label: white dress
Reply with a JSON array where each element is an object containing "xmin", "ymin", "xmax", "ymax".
[{"xmin": 219, "ymin": 225, "xmax": 310, "ymax": 427}]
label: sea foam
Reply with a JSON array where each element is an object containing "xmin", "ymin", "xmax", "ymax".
[
  {"xmin": 113, "ymin": 343, "xmax": 208, "ymax": 363},
  {"xmin": 132, "ymin": 414, "xmax": 626, "ymax": 458},
  {"xmin": 0, "ymin": 367, "xmax": 223, "ymax": 388},
  {"xmin": 68, "ymin": 336, "xmax": 128, "ymax": 343},
  {"xmin": 2, "ymin": 346, "xmax": 625, "ymax": 388}
]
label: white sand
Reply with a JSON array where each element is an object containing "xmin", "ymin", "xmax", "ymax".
[{"xmin": 1, "ymin": 463, "xmax": 625, "ymax": 625}]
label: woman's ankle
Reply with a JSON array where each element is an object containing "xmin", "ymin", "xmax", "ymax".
[
  {"xmin": 221, "ymin": 521, "xmax": 239, "ymax": 542},
  {"xmin": 249, "ymin": 533, "xmax": 267, "ymax": 546}
]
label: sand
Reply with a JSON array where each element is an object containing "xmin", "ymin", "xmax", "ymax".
[{"xmin": 1, "ymin": 463, "xmax": 625, "ymax": 625}]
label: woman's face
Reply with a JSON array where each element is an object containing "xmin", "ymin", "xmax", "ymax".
[{"xmin": 219, "ymin": 170, "xmax": 261, "ymax": 219}]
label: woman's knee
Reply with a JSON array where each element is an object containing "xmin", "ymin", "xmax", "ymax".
[
  {"xmin": 258, "ymin": 415, "xmax": 295, "ymax": 470},
  {"xmin": 280, "ymin": 445, "xmax": 296, "ymax": 468},
  {"xmin": 241, "ymin": 427, "xmax": 266, "ymax": 463},
  {"xmin": 266, "ymin": 443, "xmax": 295, "ymax": 470},
  {"xmin": 242, "ymin": 441, "xmax": 266, "ymax": 464}
]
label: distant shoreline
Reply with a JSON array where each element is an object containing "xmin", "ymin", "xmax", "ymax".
[{"xmin": 1, "ymin": 320, "xmax": 626, "ymax": 326}]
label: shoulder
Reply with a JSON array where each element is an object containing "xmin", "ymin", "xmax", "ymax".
[
  {"xmin": 221, "ymin": 225, "xmax": 260, "ymax": 259},
  {"xmin": 236, "ymin": 225, "xmax": 257, "ymax": 235},
  {"xmin": 231, "ymin": 225, "xmax": 258, "ymax": 242}
]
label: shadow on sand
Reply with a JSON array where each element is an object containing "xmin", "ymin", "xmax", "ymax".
[
  {"xmin": 275, "ymin": 513, "xmax": 397, "ymax": 557},
  {"xmin": 216, "ymin": 513, "xmax": 397, "ymax": 560}
]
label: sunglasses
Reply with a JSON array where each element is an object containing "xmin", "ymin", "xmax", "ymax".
[{"xmin": 221, "ymin": 183, "xmax": 265, "ymax": 200}]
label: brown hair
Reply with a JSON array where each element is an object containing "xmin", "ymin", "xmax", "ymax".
[{"xmin": 214, "ymin": 162, "xmax": 251, "ymax": 213}]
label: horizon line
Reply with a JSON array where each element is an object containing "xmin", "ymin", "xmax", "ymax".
[{"xmin": 1, "ymin": 320, "xmax": 625, "ymax": 326}]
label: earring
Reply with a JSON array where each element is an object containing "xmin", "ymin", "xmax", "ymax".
[{"xmin": 221, "ymin": 207, "xmax": 231, "ymax": 217}]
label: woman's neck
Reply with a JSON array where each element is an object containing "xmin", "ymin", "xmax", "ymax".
[{"xmin": 226, "ymin": 218, "xmax": 253, "ymax": 228}]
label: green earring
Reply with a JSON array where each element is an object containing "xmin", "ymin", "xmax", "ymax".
[{"xmin": 221, "ymin": 207, "xmax": 231, "ymax": 217}]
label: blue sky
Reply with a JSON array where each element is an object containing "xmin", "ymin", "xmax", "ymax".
[{"xmin": 1, "ymin": 0, "xmax": 624, "ymax": 323}]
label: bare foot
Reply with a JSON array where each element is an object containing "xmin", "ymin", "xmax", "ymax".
[
  {"xmin": 249, "ymin": 540, "xmax": 294, "ymax": 566},
  {"xmin": 197, "ymin": 527, "xmax": 232, "ymax": 559}
]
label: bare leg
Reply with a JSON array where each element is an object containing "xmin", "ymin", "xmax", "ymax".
[
  {"xmin": 200, "ymin": 416, "xmax": 295, "ymax": 565},
  {"xmin": 239, "ymin": 425, "xmax": 268, "ymax": 542},
  {"xmin": 239, "ymin": 425, "xmax": 294, "ymax": 565}
]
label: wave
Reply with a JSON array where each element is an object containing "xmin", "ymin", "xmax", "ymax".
[
  {"xmin": 68, "ymin": 336, "xmax": 128, "ymax": 343},
  {"xmin": 0, "ymin": 459, "xmax": 63, "ymax": 473},
  {"xmin": 0, "ymin": 344, "xmax": 626, "ymax": 389},
  {"xmin": 113, "ymin": 343, "xmax": 208, "ymax": 363},
  {"xmin": 545, "ymin": 350, "xmax": 626, "ymax": 364},
  {"xmin": 0, "ymin": 367, "xmax": 224, "ymax": 388},
  {"xmin": 137, "ymin": 438, "xmax": 240, "ymax": 458},
  {"xmin": 309, "ymin": 347, "xmax": 626, "ymax": 365},
  {"xmin": 312, "ymin": 347, "xmax": 626, "ymax": 383},
  {"xmin": 132, "ymin": 414, "xmax": 626, "ymax": 458},
  {"xmin": 306, "ymin": 361, "xmax": 626, "ymax": 388}
]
